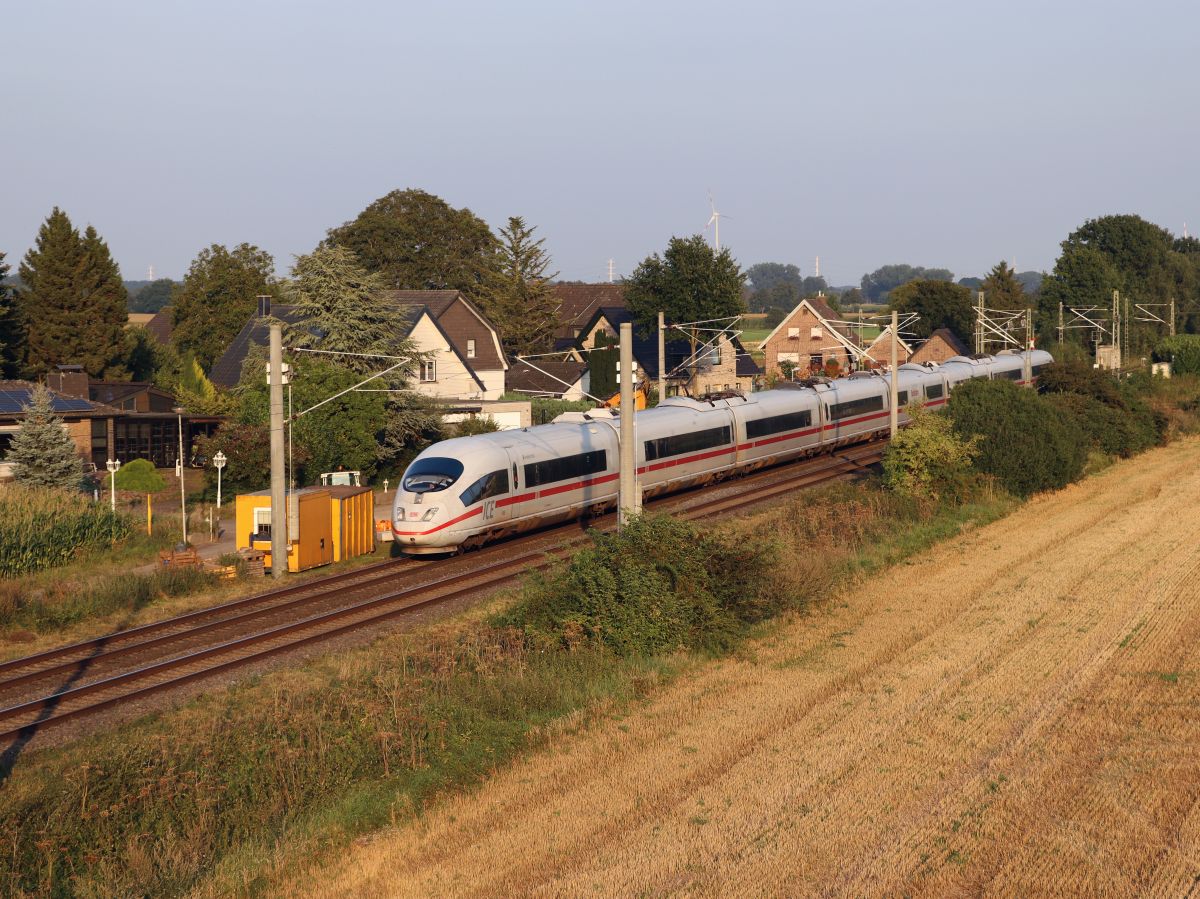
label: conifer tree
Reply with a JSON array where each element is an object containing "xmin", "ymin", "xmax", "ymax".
[
  {"xmin": 78, "ymin": 226, "xmax": 131, "ymax": 378},
  {"xmin": 478, "ymin": 216, "xmax": 560, "ymax": 357},
  {"xmin": 980, "ymin": 261, "xmax": 1028, "ymax": 311},
  {"xmin": 18, "ymin": 209, "xmax": 130, "ymax": 378},
  {"xmin": 287, "ymin": 244, "xmax": 418, "ymax": 372},
  {"xmin": 0, "ymin": 250, "xmax": 21, "ymax": 378},
  {"xmin": 6, "ymin": 385, "xmax": 82, "ymax": 489}
]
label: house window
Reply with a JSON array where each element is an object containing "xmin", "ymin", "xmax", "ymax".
[
  {"xmin": 810, "ymin": 327, "xmax": 823, "ymax": 339},
  {"xmin": 420, "ymin": 361, "xmax": 437, "ymax": 382},
  {"xmin": 254, "ymin": 508, "xmax": 272, "ymax": 536},
  {"xmin": 787, "ymin": 327, "xmax": 800, "ymax": 339},
  {"xmin": 467, "ymin": 339, "xmax": 476, "ymax": 359}
]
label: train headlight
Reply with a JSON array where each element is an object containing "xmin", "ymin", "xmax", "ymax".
[
  {"xmin": 422, "ymin": 508, "xmax": 439, "ymax": 522},
  {"xmin": 395, "ymin": 507, "xmax": 404, "ymax": 521}
]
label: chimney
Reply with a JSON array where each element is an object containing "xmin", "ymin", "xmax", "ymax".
[
  {"xmin": 50, "ymin": 364, "xmax": 89, "ymax": 400},
  {"xmin": 257, "ymin": 294, "xmax": 271, "ymax": 317}
]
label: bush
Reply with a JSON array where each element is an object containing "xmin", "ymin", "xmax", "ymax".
[
  {"xmin": 882, "ymin": 406, "xmax": 979, "ymax": 503},
  {"xmin": 1153, "ymin": 334, "xmax": 1200, "ymax": 375},
  {"xmin": 502, "ymin": 515, "xmax": 779, "ymax": 656},
  {"xmin": 0, "ymin": 486, "xmax": 130, "ymax": 577},
  {"xmin": 948, "ymin": 379, "xmax": 1087, "ymax": 496},
  {"xmin": 1042, "ymin": 393, "xmax": 1155, "ymax": 458},
  {"xmin": 501, "ymin": 393, "xmax": 595, "ymax": 425},
  {"xmin": 452, "ymin": 415, "xmax": 500, "ymax": 437},
  {"xmin": 1039, "ymin": 360, "xmax": 1164, "ymax": 451}
]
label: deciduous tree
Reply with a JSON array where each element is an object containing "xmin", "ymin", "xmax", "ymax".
[
  {"xmin": 861, "ymin": 264, "xmax": 954, "ymax": 302},
  {"xmin": 114, "ymin": 458, "xmax": 166, "ymax": 535},
  {"xmin": 324, "ymin": 188, "xmax": 499, "ymax": 296},
  {"xmin": 478, "ymin": 216, "xmax": 559, "ymax": 357},
  {"xmin": 5, "ymin": 385, "xmax": 81, "ymax": 490},
  {"xmin": 625, "ymin": 235, "xmax": 746, "ymax": 334},
  {"xmin": 172, "ymin": 243, "xmax": 279, "ymax": 370},
  {"xmin": 888, "ymin": 279, "xmax": 974, "ymax": 340}
]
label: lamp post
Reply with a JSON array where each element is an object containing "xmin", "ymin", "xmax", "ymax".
[
  {"xmin": 106, "ymin": 458, "xmax": 121, "ymax": 513},
  {"xmin": 174, "ymin": 407, "xmax": 188, "ymax": 547},
  {"xmin": 213, "ymin": 450, "xmax": 226, "ymax": 513}
]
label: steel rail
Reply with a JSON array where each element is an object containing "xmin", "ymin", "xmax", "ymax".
[{"xmin": 0, "ymin": 438, "xmax": 885, "ymax": 742}]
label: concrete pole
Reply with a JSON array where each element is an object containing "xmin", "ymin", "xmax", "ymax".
[
  {"xmin": 889, "ymin": 310, "xmax": 899, "ymax": 438},
  {"xmin": 1058, "ymin": 301, "xmax": 1064, "ymax": 346},
  {"xmin": 177, "ymin": 411, "xmax": 188, "ymax": 546},
  {"xmin": 657, "ymin": 310, "xmax": 666, "ymax": 404},
  {"xmin": 1024, "ymin": 308, "xmax": 1034, "ymax": 384},
  {"xmin": 1171, "ymin": 298, "xmax": 1176, "ymax": 337},
  {"xmin": 269, "ymin": 323, "xmax": 288, "ymax": 578},
  {"xmin": 975, "ymin": 291, "xmax": 985, "ymax": 354},
  {"xmin": 618, "ymin": 322, "xmax": 641, "ymax": 529}
]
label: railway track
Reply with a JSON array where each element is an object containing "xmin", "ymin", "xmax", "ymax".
[{"xmin": 0, "ymin": 441, "xmax": 882, "ymax": 747}]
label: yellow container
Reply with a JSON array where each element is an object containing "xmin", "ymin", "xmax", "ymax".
[
  {"xmin": 327, "ymin": 485, "xmax": 376, "ymax": 562},
  {"xmin": 235, "ymin": 488, "xmax": 335, "ymax": 573}
]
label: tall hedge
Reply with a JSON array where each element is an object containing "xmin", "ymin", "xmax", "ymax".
[
  {"xmin": 947, "ymin": 379, "xmax": 1086, "ymax": 496},
  {"xmin": 1037, "ymin": 360, "xmax": 1163, "ymax": 454},
  {"xmin": 1153, "ymin": 335, "xmax": 1200, "ymax": 375}
]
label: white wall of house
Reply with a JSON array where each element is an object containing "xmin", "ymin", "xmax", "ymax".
[
  {"xmin": 442, "ymin": 401, "xmax": 532, "ymax": 431},
  {"xmin": 476, "ymin": 368, "xmax": 506, "ymax": 401},
  {"xmin": 408, "ymin": 315, "xmax": 488, "ymax": 401}
]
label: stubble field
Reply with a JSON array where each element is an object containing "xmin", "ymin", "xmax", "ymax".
[{"xmin": 297, "ymin": 438, "xmax": 1200, "ymax": 897}]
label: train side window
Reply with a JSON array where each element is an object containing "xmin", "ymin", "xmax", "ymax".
[
  {"xmin": 828, "ymin": 394, "xmax": 885, "ymax": 421},
  {"xmin": 644, "ymin": 425, "xmax": 731, "ymax": 462},
  {"xmin": 926, "ymin": 383, "xmax": 944, "ymax": 399},
  {"xmin": 1032, "ymin": 363, "xmax": 1047, "ymax": 376},
  {"xmin": 459, "ymin": 469, "xmax": 510, "ymax": 507},
  {"xmin": 745, "ymin": 409, "xmax": 812, "ymax": 439},
  {"xmin": 896, "ymin": 390, "xmax": 909, "ymax": 406},
  {"xmin": 524, "ymin": 450, "xmax": 608, "ymax": 487},
  {"xmin": 996, "ymin": 368, "xmax": 1023, "ymax": 381}
]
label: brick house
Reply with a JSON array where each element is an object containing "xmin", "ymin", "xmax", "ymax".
[
  {"xmin": 861, "ymin": 326, "xmax": 913, "ymax": 368},
  {"xmin": 550, "ymin": 283, "xmax": 626, "ymax": 352},
  {"xmin": 910, "ymin": 328, "xmax": 971, "ymax": 365},
  {"xmin": 760, "ymin": 297, "xmax": 860, "ymax": 376}
]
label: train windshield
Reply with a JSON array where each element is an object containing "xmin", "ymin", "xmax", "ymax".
[{"xmin": 402, "ymin": 457, "xmax": 465, "ymax": 493}]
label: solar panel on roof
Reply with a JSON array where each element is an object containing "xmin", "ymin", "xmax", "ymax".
[{"xmin": 0, "ymin": 388, "xmax": 94, "ymax": 414}]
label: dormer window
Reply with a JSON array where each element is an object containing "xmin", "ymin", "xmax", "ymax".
[{"xmin": 467, "ymin": 339, "xmax": 476, "ymax": 359}]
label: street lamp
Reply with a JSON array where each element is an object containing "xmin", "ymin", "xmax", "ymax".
[
  {"xmin": 173, "ymin": 406, "xmax": 188, "ymax": 547},
  {"xmin": 213, "ymin": 450, "xmax": 226, "ymax": 513},
  {"xmin": 106, "ymin": 458, "xmax": 121, "ymax": 513}
]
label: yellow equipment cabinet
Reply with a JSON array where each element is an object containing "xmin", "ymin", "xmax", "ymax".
[
  {"xmin": 235, "ymin": 488, "xmax": 335, "ymax": 573},
  {"xmin": 326, "ymin": 485, "xmax": 376, "ymax": 562}
]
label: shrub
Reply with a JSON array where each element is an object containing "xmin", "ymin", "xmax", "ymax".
[
  {"xmin": 502, "ymin": 515, "xmax": 779, "ymax": 656},
  {"xmin": 1042, "ymin": 393, "xmax": 1155, "ymax": 458},
  {"xmin": 882, "ymin": 406, "xmax": 979, "ymax": 503},
  {"xmin": 453, "ymin": 415, "xmax": 500, "ymax": 437},
  {"xmin": 948, "ymin": 379, "xmax": 1087, "ymax": 496},
  {"xmin": 1153, "ymin": 334, "xmax": 1200, "ymax": 375},
  {"xmin": 1039, "ymin": 360, "xmax": 1164, "ymax": 450},
  {"xmin": 1037, "ymin": 360, "xmax": 1124, "ymax": 406},
  {"xmin": 0, "ymin": 486, "xmax": 130, "ymax": 577}
]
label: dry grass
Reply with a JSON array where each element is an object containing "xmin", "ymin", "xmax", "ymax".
[{"xmin": 294, "ymin": 437, "xmax": 1200, "ymax": 898}]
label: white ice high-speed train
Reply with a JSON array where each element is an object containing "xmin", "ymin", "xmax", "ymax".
[{"xmin": 392, "ymin": 350, "xmax": 1053, "ymax": 553}]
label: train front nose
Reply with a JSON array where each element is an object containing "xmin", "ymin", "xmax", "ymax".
[{"xmin": 393, "ymin": 499, "xmax": 444, "ymax": 546}]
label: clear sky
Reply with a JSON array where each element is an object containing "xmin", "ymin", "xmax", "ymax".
[{"xmin": 5, "ymin": 0, "xmax": 1198, "ymax": 287}]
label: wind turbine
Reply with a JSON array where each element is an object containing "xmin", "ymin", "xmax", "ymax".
[{"xmin": 705, "ymin": 192, "xmax": 730, "ymax": 251}]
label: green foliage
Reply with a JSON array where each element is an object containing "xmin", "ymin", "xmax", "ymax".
[
  {"xmin": 194, "ymin": 422, "xmax": 280, "ymax": 495},
  {"xmin": 882, "ymin": 406, "xmax": 979, "ymax": 503},
  {"xmin": 888, "ymin": 279, "xmax": 974, "ymax": 340},
  {"xmin": 324, "ymin": 187, "xmax": 500, "ymax": 296},
  {"xmin": 500, "ymin": 392, "xmax": 594, "ymax": 425},
  {"xmin": 452, "ymin": 415, "xmax": 499, "ymax": 437},
  {"xmin": 763, "ymin": 306, "xmax": 788, "ymax": 328},
  {"xmin": 286, "ymin": 244, "xmax": 419, "ymax": 373},
  {"xmin": 114, "ymin": 458, "xmax": 166, "ymax": 494},
  {"xmin": 127, "ymin": 278, "xmax": 175, "ymax": 312},
  {"xmin": 1153, "ymin": 334, "xmax": 1200, "ymax": 374},
  {"xmin": 587, "ymin": 338, "xmax": 618, "ymax": 399},
  {"xmin": 0, "ymin": 485, "xmax": 129, "ymax": 577},
  {"xmin": 744, "ymin": 262, "xmax": 826, "ymax": 313},
  {"xmin": 477, "ymin": 216, "xmax": 560, "ymax": 357},
  {"xmin": 0, "ymin": 249, "xmax": 23, "ymax": 377},
  {"xmin": 17, "ymin": 209, "xmax": 130, "ymax": 377},
  {"xmin": 861, "ymin": 264, "xmax": 954, "ymax": 302},
  {"xmin": 947, "ymin": 379, "xmax": 1086, "ymax": 496},
  {"xmin": 172, "ymin": 243, "xmax": 279, "ymax": 369},
  {"xmin": 6, "ymin": 385, "xmax": 82, "ymax": 490},
  {"xmin": 1037, "ymin": 360, "xmax": 1164, "ymax": 454},
  {"xmin": 980, "ymin": 260, "xmax": 1028, "ymax": 311},
  {"xmin": 503, "ymin": 515, "xmax": 780, "ymax": 657},
  {"xmin": 0, "ymin": 565, "xmax": 212, "ymax": 633},
  {"xmin": 624, "ymin": 235, "xmax": 746, "ymax": 335}
]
